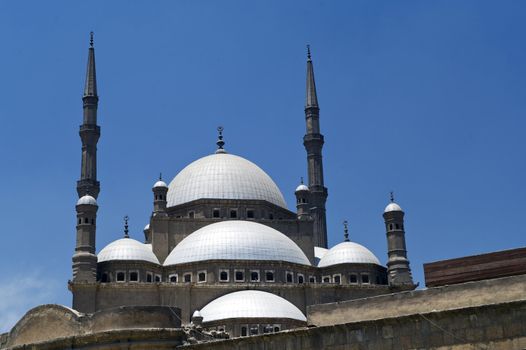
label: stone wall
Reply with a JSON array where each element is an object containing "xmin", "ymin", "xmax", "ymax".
[{"xmin": 308, "ymin": 274, "xmax": 526, "ymax": 326}]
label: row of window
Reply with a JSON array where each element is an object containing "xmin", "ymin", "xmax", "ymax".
[
  {"xmin": 184, "ymin": 208, "xmax": 279, "ymax": 220},
  {"xmin": 240, "ymin": 324, "xmax": 281, "ymax": 337},
  {"xmin": 387, "ymin": 223, "xmax": 404, "ymax": 231},
  {"xmin": 77, "ymin": 217, "xmax": 95, "ymax": 225},
  {"xmin": 154, "ymin": 194, "xmax": 166, "ymax": 201},
  {"xmin": 101, "ymin": 270, "xmax": 376, "ymax": 285}
]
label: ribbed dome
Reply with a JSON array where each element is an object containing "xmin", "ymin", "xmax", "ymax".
[
  {"xmin": 318, "ymin": 241, "xmax": 381, "ymax": 267},
  {"xmin": 76, "ymin": 195, "xmax": 97, "ymax": 206},
  {"xmin": 98, "ymin": 238, "xmax": 160, "ymax": 264},
  {"xmin": 167, "ymin": 153, "xmax": 286, "ymax": 208},
  {"xmin": 164, "ymin": 221, "xmax": 310, "ymax": 266},
  {"xmin": 384, "ymin": 202, "xmax": 403, "ymax": 213},
  {"xmin": 198, "ymin": 290, "xmax": 307, "ymax": 323}
]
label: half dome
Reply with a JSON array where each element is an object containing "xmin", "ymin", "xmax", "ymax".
[
  {"xmin": 98, "ymin": 238, "xmax": 160, "ymax": 264},
  {"xmin": 167, "ymin": 153, "xmax": 287, "ymax": 208},
  {"xmin": 198, "ymin": 290, "xmax": 306, "ymax": 323},
  {"xmin": 164, "ymin": 220, "xmax": 310, "ymax": 266},
  {"xmin": 318, "ymin": 241, "xmax": 381, "ymax": 267}
]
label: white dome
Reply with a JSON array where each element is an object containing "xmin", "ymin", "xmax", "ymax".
[
  {"xmin": 144, "ymin": 224, "xmax": 150, "ymax": 231},
  {"xmin": 318, "ymin": 241, "xmax": 381, "ymax": 267},
  {"xmin": 98, "ymin": 238, "xmax": 160, "ymax": 264},
  {"xmin": 314, "ymin": 246, "xmax": 328, "ymax": 266},
  {"xmin": 164, "ymin": 220, "xmax": 310, "ymax": 266},
  {"xmin": 76, "ymin": 195, "xmax": 97, "ymax": 206},
  {"xmin": 167, "ymin": 153, "xmax": 287, "ymax": 208},
  {"xmin": 198, "ymin": 290, "xmax": 306, "ymax": 323},
  {"xmin": 384, "ymin": 202, "xmax": 403, "ymax": 213},
  {"xmin": 295, "ymin": 184, "xmax": 309, "ymax": 192},
  {"xmin": 153, "ymin": 180, "xmax": 168, "ymax": 188}
]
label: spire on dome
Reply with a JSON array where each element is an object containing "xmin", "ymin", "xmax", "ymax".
[
  {"xmin": 390, "ymin": 191, "xmax": 395, "ymax": 203},
  {"xmin": 124, "ymin": 215, "xmax": 130, "ymax": 238},
  {"xmin": 215, "ymin": 126, "xmax": 226, "ymax": 154},
  {"xmin": 83, "ymin": 31, "xmax": 97, "ymax": 98},
  {"xmin": 343, "ymin": 220, "xmax": 349, "ymax": 242},
  {"xmin": 305, "ymin": 45, "xmax": 318, "ymax": 109}
]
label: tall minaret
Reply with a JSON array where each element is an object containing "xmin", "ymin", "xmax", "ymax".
[
  {"xmin": 303, "ymin": 46, "xmax": 328, "ymax": 248},
  {"xmin": 77, "ymin": 32, "xmax": 101, "ymax": 199}
]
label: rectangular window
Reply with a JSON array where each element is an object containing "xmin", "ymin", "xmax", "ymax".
[
  {"xmin": 309, "ymin": 276, "xmax": 316, "ymax": 283},
  {"xmin": 198, "ymin": 271, "xmax": 207, "ymax": 283},
  {"xmin": 286, "ymin": 272, "xmax": 293, "ymax": 283},
  {"xmin": 184, "ymin": 273, "xmax": 192, "ymax": 283},
  {"xmin": 213, "ymin": 208, "xmax": 220, "ymax": 218},
  {"xmin": 235, "ymin": 270, "xmax": 244, "ymax": 282},
  {"xmin": 188, "ymin": 211, "xmax": 195, "ymax": 218},
  {"xmin": 322, "ymin": 276, "xmax": 331, "ymax": 284},
  {"xmin": 250, "ymin": 270, "xmax": 260, "ymax": 282},
  {"xmin": 333, "ymin": 274, "xmax": 341, "ymax": 284},
  {"xmin": 361, "ymin": 273, "xmax": 370, "ymax": 284},
  {"xmin": 116, "ymin": 271, "xmax": 125, "ymax": 282},
  {"xmin": 246, "ymin": 209, "xmax": 255, "ymax": 219},
  {"xmin": 219, "ymin": 269, "xmax": 229, "ymax": 282},
  {"xmin": 298, "ymin": 274, "xmax": 305, "ymax": 284},
  {"xmin": 230, "ymin": 209, "xmax": 238, "ymax": 218},
  {"xmin": 169, "ymin": 274, "xmax": 178, "ymax": 283},
  {"xmin": 265, "ymin": 270, "xmax": 275, "ymax": 282},
  {"xmin": 146, "ymin": 272, "xmax": 153, "ymax": 283},
  {"xmin": 129, "ymin": 271, "xmax": 139, "ymax": 282},
  {"xmin": 155, "ymin": 274, "xmax": 162, "ymax": 282},
  {"xmin": 349, "ymin": 274, "xmax": 358, "ymax": 284},
  {"xmin": 241, "ymin": 326, "xmax": 248, "ymax": 337}
]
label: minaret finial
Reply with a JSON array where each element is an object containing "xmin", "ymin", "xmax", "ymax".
[
  {"xmin": 390, "ymin": 191, "xmax": 395, "ymax": 203},
  {"xmin": 159, "ymin": 172, "xmax": 162, "ymax": 181},
  {"xmin": 343, "ymin": 220, "xmax": 349, "ymax": 242},
  {"xmin": 307, "ymin": 44, "xmax": 311, "ymax": 60},
  {"xmin": 89, "ymin": 31, "xmax": 94, "ymax": 48},
  {"xmin": 215, "ymin": 126, "xmax": 226, "ymax": 154},
  {"xmin": 300, "ymin": 176, "xmax": 304, "ymax": 184},
  {"xmin": 124, "ymin": 215, "xmax": 129, "ymax": 238}
]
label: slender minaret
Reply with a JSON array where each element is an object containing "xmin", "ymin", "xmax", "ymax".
[
  {"xmin": 383, "ymin": 193, "xmax": 415, "ymax": 287},
  {"xmin": 303, "ymin": 46, "xmax": 328, "ymax": 248},
  {"xmin": 77, "ymin": 32, "xmax": 101, "ymax": 199}
]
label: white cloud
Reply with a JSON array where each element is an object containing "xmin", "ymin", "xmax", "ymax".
[{"xmin": 0, "ymin": 273, "xmax": 60, "ymax": 333}]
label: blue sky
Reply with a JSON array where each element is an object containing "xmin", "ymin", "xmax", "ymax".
[{"xmin": 0, "ymin": 1, "xmax": 525, "ymax": 332}]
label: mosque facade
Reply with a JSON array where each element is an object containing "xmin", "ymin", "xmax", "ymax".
[{"xmin": 69, "ymin": 35, "xmax": 416, "ymax": 337}]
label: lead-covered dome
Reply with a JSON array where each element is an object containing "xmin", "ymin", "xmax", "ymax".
[
  {"xmin": 167, "ymin": 153, "xmax": 287, "ymax": 208},
  {"xmin": 318, "ymin": 241, "xmax": 381, "ymax": 267},
  {"xmin": 98, "ymin": 238, "xmax": 160, "ymax": 264},
  {"xmin": 197, "ymin": 290, "xmax": 307, "ymax": 323},
  {"xmin": 164, "ymin": 220, "xmax": 310, "ymax": 266}
]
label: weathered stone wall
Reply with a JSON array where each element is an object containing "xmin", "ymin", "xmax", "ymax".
[{"xmin": 308, "ymin": 274, "xmax": 526, "ymax": 326}]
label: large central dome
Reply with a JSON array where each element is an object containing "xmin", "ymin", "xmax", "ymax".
[{"xmin": 167, "ymin": 153, "xmax": 287, "ymax": 208}]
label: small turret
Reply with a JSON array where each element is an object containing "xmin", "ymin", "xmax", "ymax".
[
  {"xmin": 152, "ymin": 173, "xmax": 168, "ymax": 216},
  {"xmin": 295, "ymin": 177, "xmax": 310, "ymax": 220},
  {"xmin": 72, "ymin": 195, "xmax": 98, "ymax": 282},
  {"xmin": 383, "ymin": 192, "xmax": 415, "ymax": 288}
]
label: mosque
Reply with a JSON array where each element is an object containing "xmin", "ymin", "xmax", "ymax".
[
  {"xmin": 11, "ymin": 34, "xmax": 526, "ymax": 349},
  {"xmin": 67, "ymin": 33, "xmax": 415, "ymax": 337}
]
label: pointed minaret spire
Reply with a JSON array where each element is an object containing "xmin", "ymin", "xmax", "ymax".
[
  {"xmin": 84, "ymin": 31, "xmax": 98, "ymax": 98},
  {"xmin": 215, "ymin": 126, "xmax": 226, "ymax": 154},
  {"xmin": 303, "ymin": 45, "xmax": 328, "ymax": 247},
  {"xmin": 343, "ymin": 220, "xmax": 350, "ymax": 242},
  {"xmin": 124, "ymin": 215, "xmax": 130, "ymax": 238},
  {"xmin": 305, "ymin": 45, "xmax": 319, "ymax": 109},
  {"xmin": 77, "ymin": 32, "xmax": 101, "ymax": 199}
]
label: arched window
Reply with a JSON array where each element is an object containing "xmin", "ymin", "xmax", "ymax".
[
  {"xmin": 116, "ymin": 272, "xmax": 125, "ymax": 282},
  {"xmin": 84, "ymin": 217, "xmax": 89, "ymax": 224},
  {"xmin": 198, "ymin": 271, "xmax": 206, "ymax": 283},
  {"xmin": 235, "ymin": 270, "xmax": 244, "ymax": 282},
  {"xmin": 389, "ymin": 223, "xmax": 393, "ymax": 230},
  {"xmin": 129, "ymin": 271, "xmax": 139, "ymax": 282},
  {"xmin": 286, "ymin": 272, "xmax": 293, "ymax": 283},
  {"xmin": 219, "ymin": 270, "xmax": 229, "ymax": 282},
  {"xmin": 395, "ymin": 223, "xmax": 400, "ymax": 230},
  {"xmin": 298, "ymin": 275, "xmax": 304, "ymax": 284},
  {"xmin": 169, "ymin": 275, "xmax": 178, "ymax": 283},
  {"xmin": 265, "ymin": 271, "xmax": 274, "ymax": 282}
]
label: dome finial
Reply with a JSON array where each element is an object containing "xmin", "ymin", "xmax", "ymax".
[
  {"xmin": 300, "ymin": 176, "xmax": 304, "ymax": 184},
  {"xmin": 343, "ymin": 220, "xmax": 349, "ymax": 242},
  {"xmin": 307, "ymin": 44, "xmax": 311, "ymax": 60},
  {"xmin": 390, "ymin": 191, "xmax": 395, "ymax": 203},
  {"xmin": 215, "ymin": 126, "xmax": 226, "ymax": 154},
  {"xmin": 89, "ymin": 31, "xmax": 94, "ymax": 48},
  {"xmin": 123, "ymin": 215, "xmax": 129, "ymax": 238},
  {"xmin": 159, "ymin": 172, "xmax": 162, "ymax": 181}
]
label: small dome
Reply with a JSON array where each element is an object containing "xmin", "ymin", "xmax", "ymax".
[
  {"xmin": 153, "ymin": 180, "xmax": 168, "ymax": 189},
  {"xmin": 384, "ymin": 202, "xmax": 403, "ymax": 213},
  {"xmin": 318, "ymin": 241, "xmax": 381, "ymax": 267},
  {"xmin": 144, "ymin": 224, "xmax": 150, "ymax": 231},
  {"xmin": 192, "ymin": 310, "xmax": 202, "ymax": 318},
  {"xmin": 199, "ymin": 290, "xmax": 306, "ymax": 323},
  {"xmin": 164, "ymin": 221, "xmax": 310, "ymax": 266},
  {"xmin": 167, "ymin": 153, "xmax": 287, "ymax": 208},
  {"xmin": 295, "ymin": 184, "xmax": 309, "ymax": 192},
  {"xmin": 98, "ymin": 238, "xmax": 160, "ymax": 264},
  {"xmin": 314, "ymin": 246, "xmax": 328, "ymax": 266},
  {"xmin": 76, "ymin": 195, "xmax": 97, "ymax": 206}
]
